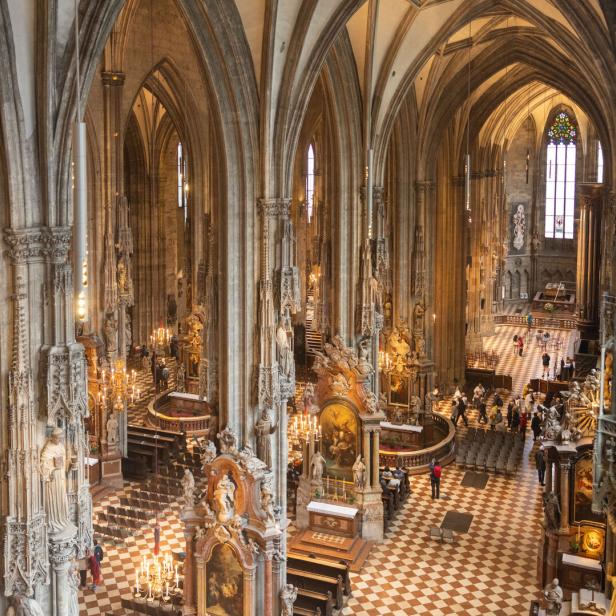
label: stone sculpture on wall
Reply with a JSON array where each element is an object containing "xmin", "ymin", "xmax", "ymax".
[
  {"xmin": 352, "ymin": 455, "xmax": 366, "ymax": 489},
  {"xmin": 181, "ymin": 469, "xmax": 196, "ymax": 510},
  {"xmin": 103, "ymin": 314, "xmax": 118, "ymax": 354},
  {"xmin": 214, "ymin": 472, "xmax": 236, "ymax": 523},
  {"xmin": 280, "ymin": 584, "xmax": 298, "ymax": 616},
  {"xmin": 512, "ymin": 204, "xmax": 526, "ymax": 250},
  {"xmin": 5, "ymin": 595, "xmax": 45, "ymax": 616},
  {"xmin": 40, "ymin": 428, "xmax": 74, "ymax": 536},
  {"xmin": 276, "ymin": 320, "xmax": 294, "ymax": 378},
  {"xmin": 255, "ymin": 410, "xmax": 276, "ymax": 468},
  {"xmin": 106, "ymin": 414, "xmax": 119, "ymax": 448}
]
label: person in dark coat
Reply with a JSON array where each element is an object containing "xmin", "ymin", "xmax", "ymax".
[
  {"xmin": 511, "ymin": 408, "xmax": 520, "ymax": 432},
  {"xmin": 506, "ymin": 401, "xmax": 514, "ymax": 429},
  {"xmin": 478, "ymin": 401, "xmax": 488, "ymax": 424},
  {"xmin": 531, "ymin": 412, "xmax": 542, "ymax": 441},
  {"xmin": 535, "ymin": 447, "xmax": 546, "ymax": 485},
  {"xmin": 456, "ymin": 398, "xmax": 468, "ymax": 427}
]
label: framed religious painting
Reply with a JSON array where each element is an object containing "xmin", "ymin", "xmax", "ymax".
[
  {"xmin": 388, "ymin": 374, "xmax": 410, "ymax": 408},
  {"xmin": 571, "ymin": 450, "xmax": 605, "ymax": 527},
  {"xmin": 206, "ymin": 543, "xmax": 244, "ymax": 616},
  {"xmin": 319, "ymin": 402, "xmax": 359, "ymax": 480}
]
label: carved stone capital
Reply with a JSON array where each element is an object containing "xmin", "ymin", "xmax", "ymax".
[
  {"xmin": 49, "ymin": 533, "xmax": 77, "ymax": 566},
  {"xmin": 4, "ymin": 227, "xmax": 47, "ymax": 263}
]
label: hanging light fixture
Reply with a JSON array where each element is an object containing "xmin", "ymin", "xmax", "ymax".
[{"xmin": 464, "ymin": 20, "xmax": 472, "ymax": 214}]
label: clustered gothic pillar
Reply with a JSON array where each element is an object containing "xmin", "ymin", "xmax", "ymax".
[{"xmin": 576, "ymin": 183, "xmax": 604, "ymax": 339}]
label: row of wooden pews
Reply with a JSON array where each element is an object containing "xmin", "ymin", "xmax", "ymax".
[
  {"xmin": 124, "ymin": 424, "xmax": 186, "ymax": 477},
  {"xmin": 287, "ymin": 553, "xmax": 352, "ymax": 616},
  {"xmin": 380, "ymin": 467, "xmax": 411, "ymax": 532}
]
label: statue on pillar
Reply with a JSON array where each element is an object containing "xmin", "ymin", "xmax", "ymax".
[
  {"xmin": 103, "ymin": 314, "xmax": 118, "ymax": 355},
  {"xmin": 255, "ymin": 409, "xmax": 276, "ymax": 468},
  {"xmin": 40, "ymin": 428, "xmax": 74, "ymax": 535},
  {"xmin": 106, "ymin": 414, "xmax": 119, "ymax": 449},
  {"xmin": 543, "ymin": 578, "xmax": 563, "ymax": 615},
  {"xmin": 310, "ymin": 450, "xmax": 325, "ymax": 483},
  {"xmin": 181, "ymin": 469, "xmax": 196, "ymax": 510},
  {"xmin": 176, "ymin": 363, "xmax": 186, "ymax": 393},
  {"xmin": 5, "ymin": 595, "xmax": 45, "ymax": 616},
  {"xmin": 280, "ymin": 584, "xmax": 298, "ymax": 616},
  {"xmin": 276, "ymin": 320, "xmax": 294, "ymax": 378},
  {"xmin": 352, "ymin": 455, "xmax": 366, "ymax": 489},
  {"xmin": 214, "ymin": 472, "xmax": 236, "ymax": 523},
  {"xmin": 67, "ymin": 560, "xmax": 81, "ymax": 616},
  {"xmin": 542, "ymin": 492, "xmax": 561, "ymax": 532}
]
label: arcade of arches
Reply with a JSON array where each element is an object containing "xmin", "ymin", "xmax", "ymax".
[{"xmin": 1, "ymin": 1, "xmax": 616, "ymax": 615}]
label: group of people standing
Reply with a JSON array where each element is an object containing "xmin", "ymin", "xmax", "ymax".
[{"xmin": 78, "ymin": 539, "xmax": 103, "ymax": 591}]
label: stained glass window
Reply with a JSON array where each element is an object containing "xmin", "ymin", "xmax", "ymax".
[
  {"xmin": 545, "ymin": 112, "xmax": 577, "ymax": 239},
  {"xmin": 306, "ymin": 144, "xmax": 315, "ymax": 223}
]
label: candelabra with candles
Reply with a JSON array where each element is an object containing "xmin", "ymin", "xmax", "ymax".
[
  {"xmin": 289, "ymin": 412, "xmax": 322, "ymax": 449},
  {"xmin": 150, "ymin": 326, "xmax": 171, "ymax": 354},
  {"xmin": 134, "ymin": 552, "xmax": 181, "ymax": 603},
  {"xmin": 98, "ymin": 360, "xmax": 141, "ymax": 413},
  {"xmin": 378, "ymin": 350, "xmax": 393, "ymax": 373}
]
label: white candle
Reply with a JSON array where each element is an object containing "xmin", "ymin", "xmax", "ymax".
[{"xmin": 175, "ymin": 571, "xmax": 179, "ymax": 588}]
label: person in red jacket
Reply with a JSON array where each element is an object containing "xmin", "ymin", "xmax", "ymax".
[
  {"xmin": 429, "ymin": 458, "xmax": 441, "ymax": 499},
  {"xmin": 519, "ymin": 411, "xmax": 528, "ymax": 439}
]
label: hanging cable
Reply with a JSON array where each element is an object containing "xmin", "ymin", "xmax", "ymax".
[{"xmin": 464, "ymin": 19, "xmax": 472, "ymax": 213}]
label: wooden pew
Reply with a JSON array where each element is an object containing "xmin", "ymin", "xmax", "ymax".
[
  {"xmin": 295, "ymin": 588, "xmax": 333, "ymax": 616},
  {"xmin": 288, "ymin": 568, "xmax": 344, "ymax": 609},
  {"xmin": 128, "ymin": 423, "xmax": 186, "ymax": 449},
  {"xmin": 287, "ymin": 553, "xmax": 351, "ymax": 596},
  {"xmin": 127, "ymin": 428, "xmax": 179, "ymax": 455}
]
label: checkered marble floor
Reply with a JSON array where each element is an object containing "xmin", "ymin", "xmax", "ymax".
[{"xmin": 83, "ymin": 325, "xmax": 574, "ymax": 615}]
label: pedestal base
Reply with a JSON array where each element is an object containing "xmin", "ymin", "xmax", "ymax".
[
  {"xmin": 356, "ymin": 489, "xmax": 384, "ymax": 542},
  {"xmin": 100, "ymin": 448, "xmax": 123, "ymax": 488}
]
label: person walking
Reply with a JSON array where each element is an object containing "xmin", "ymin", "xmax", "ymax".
[
  {"xmin": 512, "ymin": 334, "xmax": 518, "ymax": 355},
  {"xmin": 457, "ymin": 397, "xmax": 468, "ymax": 427},
  {"xmin": 478, "ymin": 401, "xmax": 488, "ymax": 424},
  {"xmin": 87, "ymin": 547, "xmax": 102, "ymax": 590},
  {"xmin": 517, "ymin": 335, "xmax": 525, "ymax": 357},
  {"xmin": 542, "ymin": 352, "xmax": 551, "ymax": 379},
  {"xmin": 429, "ymin": 458, "xmax": 441, "ymax": 499},
  {"xmin": 511, "ymin": 407, "xmax": 520, "ymax": 432},
  {"xmin": 519, "ymin": 411, "xmax": 528, "ymax": 439},
  {"xmin": 531, "ymin": 412, "xmax": 542, "ymax": 441},
  {"xmin": 93, "ymin": 539, "xmax": 104, "ymax": 570},
  {"xmin": 78, "ymin": 552, "xmax": 88, "ymax": 589},
  {"xmin": 535, "ymin": 447, "xmax": 546, "ymax": 485},
  {"xmin": 526, "ymin": 312, "xmax": 533, "ymax": 332},
  {"xmin": 450, "ymin": 400, "xmax": 459, "ymax": 425},
  {"xmin": 506, "ymin": 401, "xmax": 514, "ymax": 429}
]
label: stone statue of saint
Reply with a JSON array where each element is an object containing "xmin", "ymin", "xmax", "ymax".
[
  {"xmin": 176, "ymin": 363, "xmax": 186, "ymax": 393},
  {"xmin": 352, "ymin": 455, "xmax": 366, "ymax": 489},
  {"xmin": 103, "ymin": 315, "xmax": 118, "ymax": 354},
  {"xmin": 255, "ymin": 409, "xmax": 276, "ymax": 468},
  {"xmin": 276, "ymin": 321, "xmax": 293, "ymax": 378},
  {"xmin": 413, "ymin": 301, "xmax": 425, "ymax": 333},
  {"xmin": 310, "ymin": 450, "xmax": 325, "ymax": 483},
  {"xmin": 543, "ymin": 578, "xmax": 563, "ymax": 615},
  {"xmin": 67, "ymin": 560, "xmax": 80, "ymax": 616},
  {"xmin": 40, "ymin": 428, "xmax": 73, "ymax": 535},
  {"xmin": 214, "ymin": 472, "xmax": 236, "ymax": 523},
  {"xmin": 6, "ymin": 595, "xmax": 45, "ymax": 616},
  {"xmin": 280, "ymin": 584, "xmax": 298, "ymax": 616},
  {"xmin": 302, "ymin": 383, "xmax": 319, "ymax": 415},
  {"xmin": 106, "ymin": 414, "xmax": 119, "ymax": 448},
  {"xmin": 260, "ymin": 484, "xmax": 276, "ymax": 526},
  {"xmin": 543, "ymin": 492, "xmax": 561, "ymax": 532},
  {"xmin": 512, "ymin": 204, "xmax": 526, "ymax": 250},
  {"xmin": 181, "ymin": 469, "xmax": 195, "ymax": 509}
]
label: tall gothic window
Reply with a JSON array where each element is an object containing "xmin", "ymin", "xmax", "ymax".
[
  {"xmin": 306, "ymin": 143, "xmax": 315, "ymax": 223},
  {"xmin": 597, "ymin": 141, "xmax": 604, "ymax": 183},
  {"xmin": 544, "ymin": 112, "xmax": 577, "ymax": 239},
  {"xmin": 177, "ymin": 142, "xmax": 185, "ymax": 208}
]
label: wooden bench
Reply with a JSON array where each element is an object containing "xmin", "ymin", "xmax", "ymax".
[
  {"xmin": 293, "ymin": 608, "xmax": 321, "ymax": 616},
  {"xmin": 288, "ymin": 553, "xmax": 351, "ymax": 596},
  {"xmin": 295, "ymin": 588, "xmax": 333, "ymax": 616},
  {"xmin": 128, "ymin": 423, "xmax": 186, "ymax": 449},
  {"xmin": 127, "ymin": 428, "xmax": 179, "ymax": 455},
  {"xmin": 288, "ymin": 567, "xmax": 344, "ymax": 609}
]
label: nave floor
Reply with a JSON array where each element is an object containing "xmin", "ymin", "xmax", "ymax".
[{"xmin": 82, "ymin": 323, "xmax": 572, "ymax": 615}]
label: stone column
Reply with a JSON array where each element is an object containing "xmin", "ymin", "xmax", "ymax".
[
  {"xmin": 182, "ymin": 527, "xmax": 196, "ymax": 615},
  {"xmin": 544, "ymin": 457, "xmax": 553, "ymax": 493},
  {"xmin": 576, "ymin": 183, "xmax": 604, "ymax": 339},
  {"xmin": 263, "ymin": 551, "xmax": 273, "ymax": 616},
  {"xmin": 362, "ymin": 428, "xmax": 370, "ymax": 479},
  {"xmin": 49, "ymin": 535, "xmax": 77, "ymax": 616},
  {"xmin": 371, "ymin": 431, "xmax": 379, "ymax": 487},
  {"xmin": 559, "ymin": 460, "xmax": 571, "ymax": 534}
]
